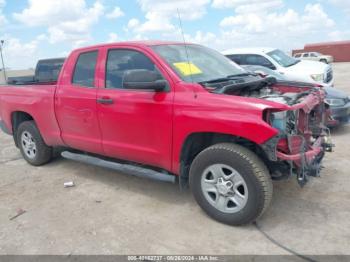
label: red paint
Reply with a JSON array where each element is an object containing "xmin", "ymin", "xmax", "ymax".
[{"xmin": 0, "ymin": 41, "xmax": 326, "ymax": 175}]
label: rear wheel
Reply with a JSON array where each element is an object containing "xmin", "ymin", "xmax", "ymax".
[
  {"xmin": 17, "ymin": 121, "xmax": 53, "ymax": 166},
  {"xmin": 189, "ymin": 143, "xmax": 273, "ymax": 225}
]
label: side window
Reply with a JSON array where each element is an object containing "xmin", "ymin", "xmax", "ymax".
[
  {"xmin": 106, "ymin": 49, "xmax": 163, "ymax": 89},
  {"xmin": 244, "ymin": 54, "xmax": 276, "ymax": 69},
  {"xmin": 226, "ymin": 54, "xmax": 241, "ymax": 64},
  {"xmin": 72, "ymin": 51, "xmax": 98, "ymax": 87},
  {"xmin": 303, "ymin": 53, "xmax": 309, "ymax": 57},
  {"xmin": 310, "ymin": 53, "xmax": 317, "ymax": 57}
]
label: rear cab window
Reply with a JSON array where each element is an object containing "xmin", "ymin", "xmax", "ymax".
[
  {"xmin": 72, "ymin": 51, "xmax": 98, "ymax": 88},
  {"xmin": 35, "ymin": 58, "xmax": 65, "ymax": 82}
]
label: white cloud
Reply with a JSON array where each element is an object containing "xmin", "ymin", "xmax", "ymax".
[
  {"xmin": 0, "ymin": 35, "xmax": 45, "ymax": 69},
  {"xmin": 106, "ymin": 6, "xmax": 124, "ymax": 19},
  {"xmin": 107, "ymin": 32, "xmax": 118, "ymax": 43},
  {"xmin": 127, "ymin": 18, "xmax": 140, "ymax": 29},
  {"xmin": 181, "ymin": 3, "xmax": 336, "ymax": 53},
  {"xmin": 184, "ymin": 31, "xmax": 217, "ymax": 46},
  {"xmin": 328, "ymin": 30, "xmax": 350, "ymax": 41},
  {"xmin": 128, "ymin": 0, "xmax": 210, "ymax": 34},
  {"xmin": 0, "ymin": 0, "xmax": 6, "ymax": 27},
  {"xmin": 220, "ymin": 4, "xmax": 334, "ymax": 35},
  {"xmin": 329, "ymin": 0, "xmax": 350, "ymax": 14},
  {"xmin": 212, "ymin": 0, "xmax": 283, "ymax": 13},
  {"xmin": 13, "ymin": 0, "xmax": 104, "ymax": 47}
]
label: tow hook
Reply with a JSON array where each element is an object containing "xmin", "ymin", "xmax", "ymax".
[{"xmin": 322, "ymin": 135, "xmax": 334, "ymax": 152}]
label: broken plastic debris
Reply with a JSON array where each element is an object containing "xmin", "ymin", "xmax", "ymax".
[
  {"xmin": 10, "ymin": 208, "xmax": 26, "ymax": 221},
  {"xmin": 64, "ymin": 181, "xmax": 75, "ymax": 188}
]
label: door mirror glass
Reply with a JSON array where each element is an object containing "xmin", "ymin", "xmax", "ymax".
[{"xmin": 122, "ymin": 69, "xmax": 167, "ymax": 91}]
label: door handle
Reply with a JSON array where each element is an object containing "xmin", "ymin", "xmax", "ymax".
[{"xmin": 97, "ymin": 97, "xmax": 114, "ymax": 105}]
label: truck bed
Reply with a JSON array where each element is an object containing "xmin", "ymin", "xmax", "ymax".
[{"xmin": 0, "ymin": 84, "xmax": 62, "ymax": 146}]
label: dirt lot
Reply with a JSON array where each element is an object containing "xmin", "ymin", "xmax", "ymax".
[{"xmin": 0, "ymin": 63, "xmax": 349, "ymax": 256}]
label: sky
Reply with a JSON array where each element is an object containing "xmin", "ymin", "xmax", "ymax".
[{"xmin": 0, "ymin": 0, "xmax": 349, "ymax": 69}]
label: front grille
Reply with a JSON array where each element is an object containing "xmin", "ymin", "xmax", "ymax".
[{"xmin": 324, "ymin": 69, "xmax": 333, "ymax": 83}]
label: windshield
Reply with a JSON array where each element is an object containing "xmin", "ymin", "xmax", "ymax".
[
  {"xmin": 267, "ymin": 49, "xmax": 299, "ymax": 67},
  {"xmin": 151, "ymin": 44, "xmax": 246, "ymax": 83}
]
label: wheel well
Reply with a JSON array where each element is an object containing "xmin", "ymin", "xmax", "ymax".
[
  {"xmin": 179, "ymin": 132, "xmax": 264, "ymax": 187},
  {"xmin": 11, "ymin": 111, "xmax": 34, "ymax": 147}
]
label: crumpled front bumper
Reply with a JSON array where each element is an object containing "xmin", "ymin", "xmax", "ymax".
[
  {"xmin": 276, "ymin": 136, "xmax": 323, "ymax": 163},
  {"xmin": 261, "ymin": 89, "xmax": 332, "ymax": 185},
  {"xmin": 261, "ymin": 134, "xmax": 330, "ymax": 186}
]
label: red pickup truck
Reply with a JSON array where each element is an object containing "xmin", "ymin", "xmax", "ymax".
[{"xmin": 0, "ymin": 41, "xmax": 332, "ymax": 225}]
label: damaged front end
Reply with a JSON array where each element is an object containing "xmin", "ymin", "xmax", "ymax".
[{"xmin": 261, "ymin": 85, "xmax": 333, "ymax": 186}]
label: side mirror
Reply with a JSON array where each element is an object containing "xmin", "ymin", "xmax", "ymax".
[
  {"xmin": 123, "ymin": 69, "xmax": 167, "ymax": 92},
  {"xmin": 265, "ymin": 64, "xmax": 276, "ymax": 70},
  {"xmin": 255, "ymin": 70, "xmax": 268, "ymax": 78}
]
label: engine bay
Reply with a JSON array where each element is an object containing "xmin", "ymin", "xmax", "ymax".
[{"xmin": 204, "ymin": 75, "xmax": 315, "ymax": 106}]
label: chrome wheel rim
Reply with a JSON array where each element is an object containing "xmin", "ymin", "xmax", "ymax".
[
  {"xmin": 201, "ymin": 163, "xmax": 248, "ymax": 214},
  {"xmin": 21, "ymin": 131, "xmax": 37, "ymax": 159}
]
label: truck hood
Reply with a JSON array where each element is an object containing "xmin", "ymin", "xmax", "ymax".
[{"xmin": 283, "ymin": 60, "xmax": 330, "ymax": 74}]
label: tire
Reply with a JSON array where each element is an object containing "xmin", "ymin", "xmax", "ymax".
[
  {"xmin": 16, "ymin": 121, "xmax": 53, "ymax": 166},
  {"xmin": 320, "ymin": 59, "xmax": 328, "ymax": 64},
  {"xmin": 189, "ymin": 143, "xmax": 273, "ymax": 226}
]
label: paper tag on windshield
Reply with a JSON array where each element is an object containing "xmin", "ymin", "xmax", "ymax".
[{"xmin": 173, "ymin": 62, "xmax": 202, "ymax": 76}]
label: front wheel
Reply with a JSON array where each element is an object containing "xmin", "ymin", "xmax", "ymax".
[
  {"xmin": 17, "ymin": 121, "xmax": 53, "ymax": 166},
  {"xmin": 189, "ymin": 143, "xmax": 273, "ymax": 226}
]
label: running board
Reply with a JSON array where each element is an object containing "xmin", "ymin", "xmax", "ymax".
[{"xmin": 61, "ymin": 151, "xmax": 176, "ymax": 183}]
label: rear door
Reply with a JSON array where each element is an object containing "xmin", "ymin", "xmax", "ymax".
[
  {"xmin": 96, "ymin": 47, "xmax": 174, "ymax": 170},
  {"xmin": 55, "ymin": 49, "xmax": 103, "ymax": 154}
]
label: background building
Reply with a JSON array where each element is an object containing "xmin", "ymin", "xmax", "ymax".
[
  {"xmin": 293, "ymin": 40, "xmax": 350, "ymax": 62},
  {"xmin": 0, "ymin": 69, "xmax": 34, "ymax": 84}
]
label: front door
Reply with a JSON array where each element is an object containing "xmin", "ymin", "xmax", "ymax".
[{"xmin": 96, "ymin": 48, "xmax": 174, "ymax": 170}]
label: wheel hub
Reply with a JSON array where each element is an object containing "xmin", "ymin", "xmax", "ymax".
[
  {"xmin": 21, "ymin": 131, "xmax": 37, "ymax": 159},
  {"xmin": 201, "ymin": 163, "xmax": 248, "ymax": 214},
  {"xmin": 216, "ymin": 177, "xmax": 233, "ymax": 195}
]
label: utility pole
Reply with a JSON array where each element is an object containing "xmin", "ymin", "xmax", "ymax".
[{"xmin": 0, "ymin": 40, "xmax": 7, "ymax": 83}]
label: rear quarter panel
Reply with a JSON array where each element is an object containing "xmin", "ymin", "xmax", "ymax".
[{"xmin": 0, "ymin": 85, "xmax": 63, "ymax": 145}]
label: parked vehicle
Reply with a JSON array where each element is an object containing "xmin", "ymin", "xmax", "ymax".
[
  {"xmin": 6, "ymin": 58, "xmax": 65, "ymax": 85},
  {"xmin": 223, "ymin": 48, "xmax": 334, "ymax": 87},
  {"xmin": 242, "ymin": 65, "xmax": 350, "ymax": 126},
  {"xmin": 0, "ymin": 41, "xmax": 332, "ymax": 225},
  {"xmin": 293, "ymin": 52, "xmax": 333, "ymax": 64}
]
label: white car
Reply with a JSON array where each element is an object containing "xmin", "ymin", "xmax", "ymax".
[
  {"xmin": 222, "ymin": 48, "xmax": 334, "ymax": 87},
  {"xmin": 293, "ymin": 52, "xmax": 333, "ymax": 64}
]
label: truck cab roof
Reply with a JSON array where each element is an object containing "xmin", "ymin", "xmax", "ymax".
[{"xmin": 73, "ymin": 40, "xmax": 191, "ymax": 53}]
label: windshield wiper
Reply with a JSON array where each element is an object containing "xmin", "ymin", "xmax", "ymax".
[
  {"xmin": 226, "ymin": 72, "xmax": 257, "ymax": 78},
  {"xmin": 199, "ymin": 77, "xmax": 232, "ymax": 84},
  {"xmin": 199, "ymin": 72, "xmax": 256, "ymax": 85}
]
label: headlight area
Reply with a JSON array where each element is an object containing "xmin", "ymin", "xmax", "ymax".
[
  {"xmin": 261, "ymin": 108, "xmax": 332, "ymax": 186},
  {"xmin": 325, "ymin": 98, "xmax": 346, "ymax": 107},
  {"xmin": 310, "ymin": 73, "xmax": 324, "ymax": 82}
]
